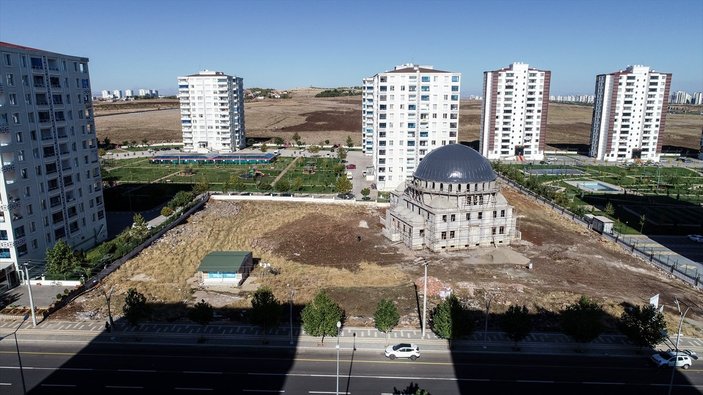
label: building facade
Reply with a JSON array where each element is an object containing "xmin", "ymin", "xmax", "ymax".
[
  {"xmin": 480, "ymin": 62, "xmax": 551, "ymax": 161},
  {"xmin": 383, "ymin": 144, "xmax": 519, "ymax": 251},
  {"xmin": 178, "ymin": 70, "xmax": 245, "ymax": 153},
  {"xmin": 0, "ymin": 42, "xmax": 107, "ymax": 288},
  {"xmin": 589, "ymin": 65, "xmax": 671, "ymax": 162},
  {"xmin": 362, "ymin": 64, "xmax": 461, "ymax": 191}
]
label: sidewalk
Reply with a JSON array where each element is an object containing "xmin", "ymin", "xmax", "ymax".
[{"xmin": 3, "ymin": 319, "xmax": 702, "ymax": 357}]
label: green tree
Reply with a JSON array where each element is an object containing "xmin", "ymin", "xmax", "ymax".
[
  {"xmin": 192, "ymin": 178, "xmax": 210, "ymax": 195},
  {"xmin": 275, "ymin": 179, "xmax": 290, "ymax": 192},
  {"xmin": 130, "ymin": 213, "xmax": 149, "ymax": 240},
  {"xmin": 292, "ymin": 132, "xmax": 301, "ymax": 143},
  {"xmin": 393, "ymin": 383, "xmax": 430, "ymax": 395},
  {"xmin": 141, "ymin": 138, "xmax": 148, "ymax": 146},
  {"xmin": 374, "ymin": 299, "xmax": 400, "ymax": 345},
  {"xmin": 292, "ymin": 177, "xmax": 304, "ymax": 192},
  {"xmin": 639, "ymin": 214, "xmax": 647, "ymax": 234},
  {"xmin": 189, "ymin": 299, "xmax": 214, "ymax": 326},
  {"xmin": 103, "ymin": 137, "xmax": 111, "ymax": 147},
  {"xmin": 361, "ymin": 188, "xmax": 371, "ymax": 200},
  {"xmin": 335, "ymin": 176, "xmax": 353, "ymax": 194},
  {"xmin": 431, "ymin": 294, "xmax": 474, "ymax": 347},
  {"xmin": 337, "ymin": 147, "xmax": 347, "ymax": 161},
  {"xmin": 300, "ymin": 291, "xmax": 344, "ymax": 344},
  {"xmin": 45, "ymin": 240, "xmax": 84, "ymax": 280},
  {"xmin": 605, "ymin": 202, "xmax": 615, "ymax": 217},
  {"xmin": 273, "ymin": 136, "xmax": 284, "ymax": 146},
  {"xmin": 249, "ymin": 287, "xmax": 282, "ymax": 340},
  {"xmin": 123, "ymin": 288, "xmax": 149, "ymax": 326},
  {"xmin": 560, "ymin": 296, "xmax": 605, "ymax": 346},
  {"xmin": 619, "ymin": 304, "xmax": 666, "ymax": 349},
  {"xmin": 346, "ymin": 135, "xmax": 353, "ymax": 148},
  {"xmin": 259, "ymin": 182, "xmax": 272, "ymax": 191},
  {"xmin": 260, "ymin": 143, "xmax": 268, "ymax": 153},
  {"xmin": 221, "ymin": 179, "xmax": 231, "ymax": 194},
  {"xmin": 324, "ymin": 139, "xmax": 330, "ymax": 145},
  {"xmin": 232, "ymin": 176, "xmax": 246, "ymax": 191},
  {"xmin": 98, "ymin": 148, "xmax": 106, "ymax": 157},
  {"xmin": 308, "ymin": 145, "xmax": 320, "ymax": 153},
  {"xmin": 500, "ymin": 305, "xmax": 533, "ymax": 349}
]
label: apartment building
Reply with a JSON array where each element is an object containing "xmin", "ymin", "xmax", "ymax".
[
  {"xmin": 0, "ymin": 42, "xmax": 107, "ymax": 288},
  {"xmin": 362, "ymin": 64, "xmax": 461, "ymax": 192},
  {"xmin": 178, "ymin": 70, "xmax": 245, "ymax": 153},
  {"xmin": 479, "ymin": 62, "xmax": 551, "ymax": 161},
  {"xmin": 589, "ymin": 65, "xmax": 671, "ymax": 162}
]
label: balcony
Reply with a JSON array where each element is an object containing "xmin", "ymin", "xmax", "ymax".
[{"xmin": 2, "ymin": 163, "xmax": 15, "ymax": 172}]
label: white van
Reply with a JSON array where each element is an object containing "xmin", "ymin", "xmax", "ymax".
[{"xmin": 346, "ymin": 171, "xmax": 353, "ymax": 180}]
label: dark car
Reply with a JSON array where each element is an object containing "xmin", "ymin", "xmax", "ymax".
[{"xmin": 337, "ymin": 193, "xmax": 354, "ymax": 200}]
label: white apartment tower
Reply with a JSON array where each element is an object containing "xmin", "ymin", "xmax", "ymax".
[
  {"xmin": 0, "ymin": 42, "xmax": 107, "ymax": 288},
  {"xmin": 589, "ymin": 65, "xmax": 671, "ymax": 162},
  {"xmin": 480, "ymin": 62, "xmax": 551, "ymax": 161},
  {"xmin": 362, "ymin": 64, "xmax": 461, "ymax": 191},
  {"xmin": 178, "ymin": 70, "xmax": 245, "ymax": 153}
]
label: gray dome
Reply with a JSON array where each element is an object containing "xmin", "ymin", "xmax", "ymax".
[{"xmin": 414, "ymin": 144, "xmax": 496, "ymax": 183}]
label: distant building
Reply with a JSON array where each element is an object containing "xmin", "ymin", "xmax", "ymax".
[
  {"xmin": 0, "ymin": 41, "xmax": 107, "ymax": 288},
  {"xmin": 149, "ymin": 89, "xmax": 158, "ymax": 98},
  {"xmin": 383, "ymin": 144, "xmax": 519, "ymax": 251},
  {"xmin": 178, "ymin": 70, "xmax": 245, "ymax": 153},
  {"xmin": 362, "ymin": 64, "xmax": 461, "ymax": 191},
  {"xmin": 100, "ymin": 90, "xmax": 111, "ymax": 100},
  {"xmin": 197, "ymin": 251, "xmax": 253, "ymax": 286},
  {"xmin": 693, "ymin": 92, "xmax": 703, "ymax": 105},
  {"xmin": 672, "ymin": 90, "xmax": 692, "ymax": 104},
  {"xmin": 699, "ymin": 128, "xmax": 703, "ymax": 160},
  {"xmin": 138, "ymin": 88, "xmax": 148, "ymax": 97},
  {"xmin": 112, "ymin": 89, "xmax": 122, "ymax": 99},
  {"xmin": 124, "ymin": 89, "xmax": 133, "ymax": 98},
  {"xmin": 589, "ymin": 65, "xmax": 671, "ymax": 162},
  {"xmin": 480, "ymin": 62, "xmax": 551, "ymax": 161}
]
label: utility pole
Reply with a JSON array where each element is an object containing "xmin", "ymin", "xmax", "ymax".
[
  {"xmin": 422, "ymin": 260, "xmax": 428, "ymax": 339},
  {"xmin": 288, "ymin": 284, "xmax": 295, "ymax": 345},
  {"xmin": 336, "ymin": 321, "xmax": 341, "ymax": 395},
  {"xmin": 668, "ymin": 298, "xmax": 691, "ymax": 395},
  {"xmin": 483, "ymin": 291, "xmax": 494, "ymax": 349}
]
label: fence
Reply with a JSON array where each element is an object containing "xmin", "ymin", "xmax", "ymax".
[
  {"xmin": 42, "ymin": 193, "xmax": 211, "ymax": 318},
  {"xmin": 499, "ymin": 175, "xmax": 702, "ymax": 290}
]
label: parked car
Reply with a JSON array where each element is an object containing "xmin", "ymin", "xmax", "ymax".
[
  {"xmin": 385, "ymin": 343, "xmax": 420, "ymax": 360},
  {"xmin": 337, "ymin": 193, "xmax": 354, "ymax": 200},
  {"xmin": 651, "ymin": 350, "xmax": 693, "ymax": 369},
  {"xmin": 346, "ymin": 164, "xmax": 356, "ymax": 170},
  {"xmin": 688, "ymin": 234, "xmax": 703, "ymax": 243}
]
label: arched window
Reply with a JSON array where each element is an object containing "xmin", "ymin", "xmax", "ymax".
[
  {"xmin": 439, "ymin": 183, "xmax": 444, "ymax": 191},
  {"xmin": 448, "ymin": 184, "xmax": 452, "ymax": 192}
]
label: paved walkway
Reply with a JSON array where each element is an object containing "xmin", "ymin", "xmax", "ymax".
[{"xmin": 2, "ymin": 319, "xmax": 702, "ymax": 356}]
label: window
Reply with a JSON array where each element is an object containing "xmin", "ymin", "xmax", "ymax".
[
  {"xmin": 478, "ymin": 212, "xmax": 483, "ymax": 219},
  {"xmin": 442, "ymin": 215, "xmax": 447, "ymax": 222},
  {"xmin": 6, "ymin": 73, "xmax": 14, "ymax": 86},
  {"xmin": 449, "ymin": 231, "xmax": 455, "ymax": 239},
  {"xmin": 441, "ymin": 231, "xmax": 447, "ymax": 240},
  {"xmin": 451, "ymin": 214, "xmax": 456, "ymax": 222},
  {"xmin": 499, "ymin": 226, "xmax": 505, "ymax": 235},
  {"xmin": 500, "ymin": 210, "xmax": 505, "ymax": 218}
]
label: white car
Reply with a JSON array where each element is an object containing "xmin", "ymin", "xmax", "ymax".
[
  {"xmin": 651, "ymin": 350, "xmax": 693, "ymax": 369},
  {"xmin": 385, "ymin": 343, "xmax": 420, "ymax": 360},
  {"xmin": 687, "ymin": 234, "xmax": 703, "ymax": 243}
]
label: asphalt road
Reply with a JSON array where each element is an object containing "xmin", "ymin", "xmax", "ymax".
[{"xmin": 1, "ymin": 341, "xmax": 702, "ymax": 394}]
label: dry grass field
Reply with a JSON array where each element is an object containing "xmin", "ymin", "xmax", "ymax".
[
  {"xmin": 62, "ymin": 191, "xmax": 703, "ymax": 334},
  {"xmin": 95, "ymin": 90, "xmax": 703, "ymax": 153}
]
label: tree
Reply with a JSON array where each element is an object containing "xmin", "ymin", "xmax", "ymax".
[
  {"xmin": 361, "ymin": 188, "xmax": 371, "ymax": 200},
  {"xmin": 45, "ymin": 240, "xmax": 84, "ymax": 280},
  {"xmin": 260, "ymin": 143, "xmax": 268, "ymax": 153},
  {"xmin": 222, "ymin": 179, "xmax": 231, "ymax": 194},
  {"xmin": 249, "ymin": 287, "xmax": 282, "ymax": 340},
  {"xmin": 620, "ymin": 304, "xmax": 666, "ymax": 349},
  {"xmin": 292, "ymin": 177, "xmax": 303, "ymax": 192},
  {"xmin": 189, "ymin": 299, "xmax": 214, "ymax": 326},
  {"xmin": 273, "ymin": 136, "xmax": 284, "ymax": 146},
  {"xmin": 103, "ymin": 137, "xmax": 111, "ymax": 147},
  {"xmin": 431, "ymin": 294, "xmax": 474, "ymax": 346},
  {"xmin": 275, "ymin": 179, "xmax": 290, "ymax": 192},
  {"xmin": 292, "ymin": 132, "xmax": 301, "ymax": 144},
  {"xmin": 346, "ymin": 135, "xmax": 353, "ymax": 148},
  {"xmin": 192, "ymin": 178, "xmax": 210, "ymax": 195},
  {"xmin": 500, "ymin": 305, "xmax": 533, "ymax": 349},
  {"xmin": 98, "ymin": 148, "xmax": 106, "ymax": 157},
  {"xmin": 560, "ymin": 296, "xmax": 605, "ymax": 346},
  {"xmin": 300, "ymin": 291, "xmax": 344, "ymax": 343},
  {"xmin": 335, "ymin": 176, "xmax": 353, "ymax": 194},
  {"xmin": 374, "ymin": 299, "xmax": 400, "ymax": 345},
  {"xmin": 123, "ymin": 288, "xmax": 149, "ymax": 326},
  {"xmin": 141, "ymin": 138, "xmax": 148, "ymax": 146},
  {"xmin": 324, "ymin": 139, "xmax": 330, "ymax": 145},
  {"xmin": 639, "ymin": 214, "xmax": 647, "ymax": 234},
  {"xmin": 604, "ymin": 202, "xmax": 615, "ymax": 217},
  {"xmin": 337, "ymin": 147, "xmax": 347, "ymax": 161},
  {"xmin": 130, "ymin": 213, "xmax": 149, "ymax": 240},
  {"xmin": 308, "ymin": 145, "xmax": 320, "ymax": 153},
  {"xmin": 232, "ymin": 176, "xmax": 246, "ymax": 191}
]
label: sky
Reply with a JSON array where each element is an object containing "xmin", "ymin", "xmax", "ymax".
[{"xmin": 1, "ymin": 0, "xmax": 701, "ymax": 96}]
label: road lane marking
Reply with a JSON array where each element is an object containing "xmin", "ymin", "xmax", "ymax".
[
  {"xmin": 183, "ymin": 370, "xmax": 223, "ymax": 375},
  {"xmin": 516, "ymin": 380, "xmax": 555, "ymax": 383},
  {"xmin": 0, "ymin": 383, "xmax": 11, "ymax": 386},
  {"xmin": 309, "ymin": 392, "xmax": 349, "ymax": 394},
  {"xmin": 117, "ymin": 369, "xmax": 157, "ymax": 373},
  {"xmin": 584, "ymin": 382, "xmax": 625, "ymax": 385},
  {"xmin": 41, "ymin": 384, "xmax": 77, "ymax": 387},
  {"xmin": 242, "ymin": 390, "xmax": 285, "ymax": 393}
]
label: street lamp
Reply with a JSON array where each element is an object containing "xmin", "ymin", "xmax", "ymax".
[
  {"xmin": 668, "ymin": 298, "xmax": 691, "ymax": 395},
  {"xmin": 12, "ymin": 314, "xmax": 29, "ymax": 395},
  {"xmin": 422, "ymin": 260, "xmax": 428, "ymax": 339},
  {"xmin": 21, "ymin": 262, "xmax": 36, "ymax": 327},
  {"xmin": 288, "ymin": 284, "xmax": 295, "ymax": 345},
  {"xmin": 336, "ymin": 320, "xmax": 341, "ymax": 395}
]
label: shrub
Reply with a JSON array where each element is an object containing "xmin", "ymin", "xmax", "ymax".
[{"xmin": 161, "ymin": 206, "xmax": 174, "ymax": 216}]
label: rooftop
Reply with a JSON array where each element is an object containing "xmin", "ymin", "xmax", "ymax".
[
  {"xmin": 197, "ymin": 251, "xmax": 251, "ymax": 273},
  {"xmin": 414, "ymin": 144, "xmax": 496, "ymax": 184}
]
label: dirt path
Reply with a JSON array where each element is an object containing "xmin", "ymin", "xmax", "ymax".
[
  {"xmin": 152, "ymin": 170, "xmax": 183, "ymax": 184},
  {"xmin": 272, "ymin": 157, "xmax": 300, "ymax": 184}
]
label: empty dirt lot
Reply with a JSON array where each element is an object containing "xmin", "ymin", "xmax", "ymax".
[
  {"xmin": 95, "ymin": 90, "xmax": 703, "ymax": 152},
  {"xmin": 61, "ymin": 187, "xmax": 703, "ymax": 335}
]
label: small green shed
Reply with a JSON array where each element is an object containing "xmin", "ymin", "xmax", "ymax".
[{"xmin": 197, "ymin": 251, "xmax": 253, "ymax": 286}]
